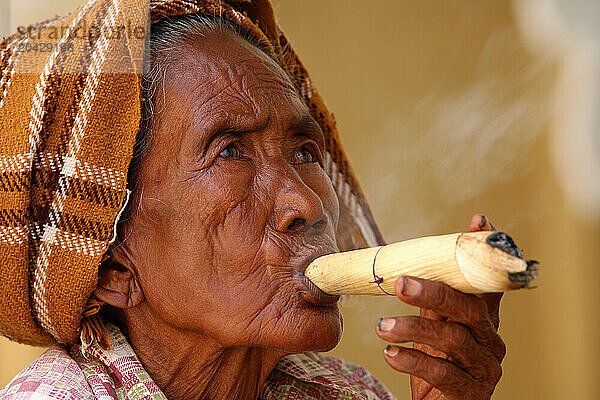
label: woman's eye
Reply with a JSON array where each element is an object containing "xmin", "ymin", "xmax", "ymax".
[
  {"xmin": 293, "ymin": 145, "xmax": 317, "ymax": 164},
  {"xmin": 219, "ymin": 143, "xmax": 240, "ymax": 160}
]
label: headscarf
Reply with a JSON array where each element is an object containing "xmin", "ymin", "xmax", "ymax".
[{"xmin": 0, "ymin": 0, "xmax": 385, "ymax": 347}]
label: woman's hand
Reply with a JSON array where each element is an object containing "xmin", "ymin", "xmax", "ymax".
[{"xmin": 375, "ymin": 214, "xmax": 505, "ymax": 400}]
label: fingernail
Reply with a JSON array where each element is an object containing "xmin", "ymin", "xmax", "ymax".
[
  {"xmin": 384, "ymin": 345, "xmax": 399, "ymax": 357},
  {"xmin": 479, "ymin": 215, "xmax": 487, "ymax": 228},
  {"xmin": 401, "ymin": 277, "xmax": 422, "ymax": 297},
  {"xmin": 377, "ymin": 318, "xmax": 396, "ymax": 332}
]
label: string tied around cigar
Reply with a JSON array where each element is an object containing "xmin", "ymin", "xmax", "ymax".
[{"xmin": 370, "ymin": 246, "xmax": 394, "ymax": 296}]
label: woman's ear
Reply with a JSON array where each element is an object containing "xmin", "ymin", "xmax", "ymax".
[{"xmin": 94, "ymin": 256, "xmax": 144, "ymax": 309}]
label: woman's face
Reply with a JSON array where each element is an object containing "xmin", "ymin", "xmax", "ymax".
[{"xmin": 119, "ymin": 28, "xmax": 342, "ymax": 352}]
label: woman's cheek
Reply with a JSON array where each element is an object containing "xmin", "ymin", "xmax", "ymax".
[{"xmin": 188, "ymin": 161, "xmax": 258, "ymax": 234}]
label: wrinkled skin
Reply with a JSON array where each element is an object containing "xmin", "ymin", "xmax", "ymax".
[{"xmin": 95, "ymin": 27, "xmax": 505, "ymax": 400}]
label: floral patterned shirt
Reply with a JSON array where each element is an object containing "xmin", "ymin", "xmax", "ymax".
[{"xmin": 0, "ymin": 324, "xmax": 396, "ymax": 399}]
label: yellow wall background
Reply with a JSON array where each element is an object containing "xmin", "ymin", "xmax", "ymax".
[{"xmin": 2, "ymin": 1, "xmax": 599, "ymax": 399}]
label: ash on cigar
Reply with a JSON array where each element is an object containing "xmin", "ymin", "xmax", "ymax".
[
  {"xmin": 508, "ymin": 260, "xmax": 538, "ymax": 287},
  {"xmin": 485, "ymin": 231, "xmax": 538, "ymax": 288},
  {"xmin": 486, "ymin": 231, "xmax": 523, "ymax": 259}
]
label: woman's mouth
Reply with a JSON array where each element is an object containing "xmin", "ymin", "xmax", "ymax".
[
  {"xmin": 297, "ymin": 274, "xmax": 340, "ymax": 306},
  {"xmin": 276, "ymin": 243, "xmax": 340, "ymax": 307},
  {"xmin": 294, "ymin": 248, "xmax": 340, "ymax": 306}
]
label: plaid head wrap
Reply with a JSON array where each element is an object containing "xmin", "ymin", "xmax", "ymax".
[{"xmin": 0, "ymin": 0, "xmax": 385, "ymax": 347}]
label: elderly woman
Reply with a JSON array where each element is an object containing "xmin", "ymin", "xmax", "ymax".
[{"xmin": 0, "ymin": 0, "xmax": 505, "ymax": 399}]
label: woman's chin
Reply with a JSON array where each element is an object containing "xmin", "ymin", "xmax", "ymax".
[{"xmin": 276, "ymin": 305, "xmax": 343, "ymax": 353}]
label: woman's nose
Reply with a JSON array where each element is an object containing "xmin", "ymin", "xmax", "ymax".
[{"xmin": 272, "ymin": 175, "xmax": 327, "ymax": 234}]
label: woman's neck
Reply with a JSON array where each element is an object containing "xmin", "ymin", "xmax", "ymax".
[{"xmin": 121, "ymin": 306, "xmax": 288, "ymax": 400}]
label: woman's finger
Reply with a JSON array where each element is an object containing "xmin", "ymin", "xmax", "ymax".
[
  {"xmin": 480, "ymin": 292, "xmax": 503, "ymax": 331},
  {"xmin": 468, "ymin": 214, "xmax": 496, "ymax": 232},
  {"xmin": 383, "ymin": 345, "xmax": 497, "ymax": 400},
  {"xmin": 376, "ymin": 316, "xmax": 501, "ymax": 379},
  {"xmin": 395, "ymin": 276, "xmax": 497, "ymax": 347}
]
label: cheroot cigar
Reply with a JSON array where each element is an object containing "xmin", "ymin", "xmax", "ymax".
[{"xmin": 305, "ymin": 231, "xmax": 538, "ymax": 295}]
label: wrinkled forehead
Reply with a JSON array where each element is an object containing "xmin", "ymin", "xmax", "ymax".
[{"xmin": 160, "ymin": 29, "xmax": 303, "ymax": 119}]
